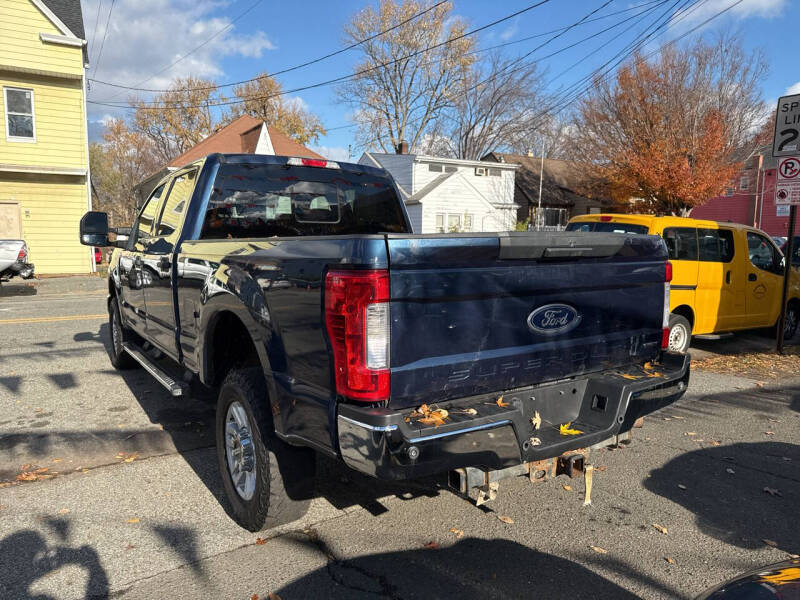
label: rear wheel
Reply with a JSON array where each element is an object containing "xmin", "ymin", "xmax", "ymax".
[
  {"xmin": 784, "ymin": 303, "xmax": 799, "ymax": 340},
  {"xmin": 216, "ymin": 367, "xmax": 315, "ymax": 531},
  {"xmin": 108, "ymin": 297, "xmax": 138, "ymax": 369},
  {"xmin": 668, "ymin": 314, "xmax": 692, "ymax": 354}
]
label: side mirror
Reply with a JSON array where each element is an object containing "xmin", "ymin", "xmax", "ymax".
[
  {"xmin": 79, "ymin": 211, "xmax": 108, "ymax": 247},
  {"xmin": 110, "ymin": 226, "xmax": 131, "ymax": 248}
]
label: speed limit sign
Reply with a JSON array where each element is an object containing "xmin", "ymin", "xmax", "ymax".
[{"xmin": 774, "ymin": 94, "xmax": 800, "ymax": 157}]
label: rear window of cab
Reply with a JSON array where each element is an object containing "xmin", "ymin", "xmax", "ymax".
[
  {"xmin": 662, "ymin": 227, "xmax": 734, "ymax": 263},
  {"xmin": 565, "ymin": 221, "xmax": 649, "ymax": 235}
]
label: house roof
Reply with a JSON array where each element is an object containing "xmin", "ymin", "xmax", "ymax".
[
  {"xmin": 39, "ymin": 0, "xmax": 85, "ymax": 38},
  {"xmin": 167, "ymin": 115, "xmax": 323, "ymax": 168}
]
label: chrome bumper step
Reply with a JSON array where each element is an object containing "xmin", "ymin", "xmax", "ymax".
[{"xmin": 122, "ymin": 342, "xmax": 188, "ymax": 397}]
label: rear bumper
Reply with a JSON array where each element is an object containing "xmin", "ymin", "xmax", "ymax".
[
  {"xmin": 1, "ymin": 261, "xmax": 34, "ymax": 280},
  {"xmin": 337, "ymin": 353, "xmax": 690, "ymax": 480}
]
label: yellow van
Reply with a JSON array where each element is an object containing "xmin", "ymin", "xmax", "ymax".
[{"xmin": 566, "ymin": 214, "xmax": 800, "ymax": 353}]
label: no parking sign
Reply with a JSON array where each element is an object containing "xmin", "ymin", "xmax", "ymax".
[{"xmin": 776, "ymin": 156, "xmax": 800, "ymax": 205}]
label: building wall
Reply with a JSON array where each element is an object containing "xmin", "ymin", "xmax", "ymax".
[
  {"xmin": 0, "ymin": 172, "xmax": 90, "ymax": 273},
  {"xmin": 0, "ymin": 0, "xmax": 84, "ymax": 77},
  {"xmin": 0, "ymin": 0, "xmax": 90, "ymax": 274}
]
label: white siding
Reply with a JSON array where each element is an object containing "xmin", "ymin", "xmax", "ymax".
[{"xmin": 419, "ymin": 172, "xmax": 497, "ymax": 233}]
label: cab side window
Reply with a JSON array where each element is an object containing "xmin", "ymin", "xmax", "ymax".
[
  {"xmin": 131, "ymin": 183, "xmax": 166, "ymax": 246},
  {"xmin": 153, "ymin": 169, "xmax": 197, "ymax": 238},
  {"xmin": 663, "ymin": 227, "xmax": 698, "ymax": 261},
  {"xmin": 698, "ymin": 228, "xmax": 734, "ymax": 263},
  {"xmin": 747, "ymin": 232, "xmax": 782, "ymax": 274}
]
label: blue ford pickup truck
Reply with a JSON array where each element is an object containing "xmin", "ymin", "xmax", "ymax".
[{"xmin": 79, "ymin": 154, "xmax": 689, "ymax": 531}]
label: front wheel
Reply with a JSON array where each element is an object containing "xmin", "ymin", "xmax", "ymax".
[
  {"xmin": 667, "ymin": 314, "xmax": 692, "ymax": 354},
  {"xmin": 108, "ymin": 297, "xmax": 138, "ymax": 369},
  {"xmin": 216, "ymin": 367, "xmax": 315, "ymax": 531}
]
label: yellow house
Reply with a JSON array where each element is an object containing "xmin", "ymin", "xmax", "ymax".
[{"xmin": 0, "ymin": 0, "xmax": 91, "ymax": 274}]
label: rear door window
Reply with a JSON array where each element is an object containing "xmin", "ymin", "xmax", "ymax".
[
  {"xmin": 697, "ymin": 228, "xmax": 734, "ymax": 263},
  {"xmin": 663, "ymin": 227, "xmax": 698, "ymax": 261},
  {"xmin": 201, "ymin": 163, "xmax": 409, "ymax": 239},
  {"xmin": 564, "ymin": 221, "xmax": 649, "ymax": 234}
]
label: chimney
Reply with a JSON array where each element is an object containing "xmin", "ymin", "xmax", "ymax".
[{"xmin": 396, "ymin": 140, "xmax": 409, "ymax": 154}]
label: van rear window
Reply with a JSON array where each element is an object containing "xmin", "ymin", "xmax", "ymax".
[
  {"xmin": 565, "ymin": 222, "xmax": 648, "ymax": 235},
  {"xmin": 201, "ymin": 163, "xmax": 409, "ymax": 239},
  {"xmin": 698, "ymin": 228, "xmax": 734, "ymax": 263},
  {"xmin": 663, "ymin": 227, "xmax": 698, "ymax": 261}
]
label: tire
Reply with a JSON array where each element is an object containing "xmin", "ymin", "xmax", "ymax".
[
  {"xmin": 784, "ymin": 303, "xmax": 799, "ymax": 340},
  {"xmin": 667, "ymin": 314, "xmax": 692, "ymax": 354},
  {"xmin": 216, "ymin": 367, "xmax": 315, "ymax": 531},
  {"xmin": 108, "ymin": 296, "xmax": 138, "ymax": 370}
]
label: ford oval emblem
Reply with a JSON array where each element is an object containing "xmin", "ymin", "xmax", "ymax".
[{"xmin": 527, "ymin": 303, "xmax": 581, "ymax": 335}]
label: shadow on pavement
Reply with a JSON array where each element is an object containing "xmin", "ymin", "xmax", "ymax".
[
  {"xmin": 0, "ymin": 518, "xmax": 108, "ymax": 599},
  {"xmin": 645, "ymin": 441, "xmax": 800, "ymax": 555},
  {"xmin": 0, "ymin": 282, "xmax": 37, "ymax": 298},
  {"xmin": 273, "ymin": 535, "xmax": 659, "ymax": 599}
]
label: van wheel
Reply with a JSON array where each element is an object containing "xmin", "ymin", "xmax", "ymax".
[
  {"xmin": 108, "ymin": 297, "xmax": 138, "ymax": 370},
  {"xmin": 216, "ymin": 367, "xmax": 315, "ymax": 531},
  {"xmin": 784, "ymin": 303, "xmax": 799, "ymax": 340},
  {"xmin": 668, "ymin": 314, "xmax": 692, "ymax": 354}
]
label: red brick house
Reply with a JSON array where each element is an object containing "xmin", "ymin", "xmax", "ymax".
[{"xmin": 690, "ymin": 145, "xmax": 800, "ymax": 238}]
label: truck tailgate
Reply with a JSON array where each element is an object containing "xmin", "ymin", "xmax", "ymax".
[{"xmin": 386, "ymin": 232, "xmax": 668, "ymax": 408}]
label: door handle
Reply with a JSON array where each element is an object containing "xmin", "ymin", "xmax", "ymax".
[
  {"xmin": 134, "ymin": 255, "xmax": 142, "ymax": 267},
  {"xmin": 748, "ymin": 273, "xmax": 757, "ymax": 282},
  {"xmin": 725, "ymin": 270, "xmax": 731, "ymax": 284}
]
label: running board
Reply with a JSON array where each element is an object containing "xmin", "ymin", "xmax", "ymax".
[{"xmin": 122, "ymin": 342, "xmax": 188, "ymax": 397}]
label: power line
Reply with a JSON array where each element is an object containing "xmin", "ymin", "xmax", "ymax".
[
  {"xmin": 92, "ymin": 0, "xmax": 115, "ymax": 78},
  {"xmin": 89, "ymin": 0, "xmax": 558, "ymax": 109},
  {"xmin": 90, "ymin": 0, "xmax": 448, "ymax": 94},
  {"xmin": 88, "ymin": 0, "xmax": 103, "ymax": 63}
]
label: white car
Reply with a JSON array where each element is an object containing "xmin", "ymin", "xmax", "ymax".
[{"xmin": 0, "ymin": 240, "xmax": 35, "ymax": 283}]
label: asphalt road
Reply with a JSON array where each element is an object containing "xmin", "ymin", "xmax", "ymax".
[{"xmin": 1, "ymin": 277, "xmax": 799, "ymax": 600}]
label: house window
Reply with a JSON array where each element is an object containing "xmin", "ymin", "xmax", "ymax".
[
  {"xmin": 475, "ymin": 167, "xmax": 487, "ymax": 176},
  {"xmin": 435, "ymin": 213, "xmax": 445, "ymax": 233},
  {"xmin": 444, "ymin": 165, "xmax": 457, "ymax": 173},
  {"xmin": 447, "ymin": 214, "xmax": 461, "ymax": 232},
  {"xmin": 4, "ymin": 87, "xmax": 35, "ymax": 141},
  {"xmin": 739, "ymin": 175, "xmax": 749, "ymax": 191},
  {"xmin": 489, "ymin": 168, "xmax": 501, "ymax": 177},
  {"xmin": 723, "ymin": 182, "xmax": 734, "ymax": 196},
  {"xmin": 428, "ymin": 163, "xmax": 443, "ymax": 173},
  {"xmin": 463, "ymin": 214, "xmax": 473, "ymax": 231}
]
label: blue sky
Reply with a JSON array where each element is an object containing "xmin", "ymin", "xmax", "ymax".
[{"xmin": 82, "ymin": 0, "xmax": 798, "ymax": 160}]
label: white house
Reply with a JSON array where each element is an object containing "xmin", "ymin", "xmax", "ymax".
[{"xmin": 358, "ymin": 150, "xmax": 519, "ymax": 233}]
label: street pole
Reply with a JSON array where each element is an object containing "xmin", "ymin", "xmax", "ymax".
[
  {"xmin": 777, "ymin": 204, "xmax": 797, "ymax": 354},
  {"xmin": 537, "ymin": 139, "xmax": 545, "ymax": 230}
]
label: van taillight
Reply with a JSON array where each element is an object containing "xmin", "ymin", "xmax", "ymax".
[
  {"xmin": 662, "ymin": 261, "xmax": 672, "ymax": 350},
  {"xmin": 325, "ymin": 270, "xmax": 390, "ymax": 402}
]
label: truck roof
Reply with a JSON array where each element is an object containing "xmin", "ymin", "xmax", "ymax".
[
  {"xmin": 568, "ymin": 213, "xmax": 759, "ymax": 232},
  {"xmin": 176, "ymin": 153, "xmax": 392, "ymax": 180}
]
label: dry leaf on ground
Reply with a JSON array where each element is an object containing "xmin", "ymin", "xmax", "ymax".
[
  {"xmin": 559, "ymin": 422, "xmax": 583, "ymax": 436},
  {"xmin": 694, "ymin": 349, "xmax": 800, "ymax": 380},
  {"xmin": 764, "ymin": 431, "xmax": 775, "ymax": 436},
  {"xmin": 531, "ymin": 411, "xmax": 541, "ymax": 430},
  {"xmin": 268, "ymin": 593, "xmax": 282, "ymax": 600},
  {"xmin": 652, "ymin": 524, "xmax": 668, "ymax": 534},
  {"xmin": 563, "ymin": 484, "xmax": 572, "ymax": 491},
  {"xmin": 449, "ymin": 528, "xmax": 464, "ymax": 538},
  {"xmin": 762, "ymin": 539, "xmax": 778, "ymax": 547},
  {"xmin": 126, "ymin": 518, "xmax": 139, "ymax": 524},
  {"xmin": 58, "ymin": 508, "xmax": 69, "ymax": 515},
  {"xmin": 595, "ymin": 465, "xmax": 607, "ymax": 472},
  {"xmin": 256, "ymin": 537, "xmax": 266, "ymax": 545},
  {"xmin": 423, "ymin": 541, "xmax": 439, "ymax": 550},
  {"xmin": 497, "ymin": 515, "xmax": 514, "ymax": 524},
  {"xmin": 590, "ymin": 546, "xmax": 608, "ymax": 554},
  {"xmin": 665, "ymin": 557, "xmax": 676, "ymax": 564}
]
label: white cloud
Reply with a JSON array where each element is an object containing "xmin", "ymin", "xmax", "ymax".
[
  {"xmin": 285, "ymin": 96, "xmax": 310, "ymax": 111},
  {"xmin": 82, "ymin": 0, "xmax": 275, "ymax": 116},
  {"xmin": 499, "ymin": 19, "xmax": 519, "ymax": 42},
  {"xmin": 310, "ymin": 146, "xmax": 352, "ymax": 162},
  {"xmin": 671, "ymin": 0, "xmax": 787, "ymax": 28},
  {"xmin": 787, "ymin": 82, "xmax": 800, "ymax": 95}
]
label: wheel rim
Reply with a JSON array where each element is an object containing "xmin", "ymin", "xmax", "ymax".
[
  {"xmin": 225, "ymin": 401, "xmax": 257, "ymax": 501},
  {"xmin": 669, "ymin": 323, "xmax": 688, "ymax": 352}
]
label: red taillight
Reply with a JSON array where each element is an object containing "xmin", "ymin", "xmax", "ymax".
[
  {"xmin": 325, "ymin": 269, "xmax": 390, "ymax": 402},
  {"xmin": 17, "ymin": 246, "xmax": 26, "ymax": 261},
  {"xmin": 600, "ymin": 216, "xmax": 613, "ymax": 222},
  {"xmin": 662, "ymin": 327, "xmax": 670, "ymax": 349},
  {"xmin": 665, "ymin": 261, "xmax": 673, "ymax": 282}
]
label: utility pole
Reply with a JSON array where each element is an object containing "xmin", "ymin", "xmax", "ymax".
[{"xmin": 537, "ymin": 138, "xmax": 545, "ymax": 230}]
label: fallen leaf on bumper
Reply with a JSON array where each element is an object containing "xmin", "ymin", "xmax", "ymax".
[
  {"xmin": 530, "ymin": 411, "xmax": 541, "ymax": 430},
  {"xmin": 496, "ymin": 396, "xmax": 509, "ymax": 408},
  {"xmin": 559, "ymin": 422, "xmax": 583, "ymax": 436},
  {"xmin": 529, "ymin": 437, "xmax": 541, "ymax": 446},
  {"xmin": 678, "ymin": 484, "xmax": 687, "ymax": 490},
  {"xmin": 763, "ymin": 487, "xmax": 782, "ymax": 497}
]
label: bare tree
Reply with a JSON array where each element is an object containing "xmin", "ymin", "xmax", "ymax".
[
  {"xmin": 432, "ymin": 53, "xmax": 550, "ymax": 160},
  {"xmin": 337, "ymin": 0, "xmax": 475, "ymax": 153}
]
